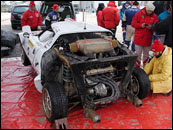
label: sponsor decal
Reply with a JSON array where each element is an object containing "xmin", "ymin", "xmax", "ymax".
[
  {"xmin": 53, "ymin": 15, "xmax": 57, "ymax": 20},
  {"xmin": 28, "ymin": 40, "xmax": 34, "ymax": 48}
]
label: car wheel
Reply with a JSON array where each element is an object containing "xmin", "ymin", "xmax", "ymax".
[
  {"xmin": 21, "ymin": 48, "xmax": 31, "ymax": 66},
  {"xmin": 12, "ymin": 24, "xmax": 17, "ymax": 30},
  {"xmin": 128, "ymin": 67, "xmax": 150, "ymax": 99},
  {"xmin": 42, "ymin": 82, "xmax": 68, "ymax": 123}
]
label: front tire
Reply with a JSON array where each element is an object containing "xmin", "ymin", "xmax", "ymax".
[
  {"xmin": 42, "ymin": 82, "xmax": 68, "ymax": 123},
  {"xmin": 128, "ymin": 67, "xmax": 150, "ymax": 99}
]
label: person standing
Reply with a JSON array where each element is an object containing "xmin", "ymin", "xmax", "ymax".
[
  {"xmin": 102, "ymin": 1, "xmax": 120, "ymax": 39},
  {"xmin": 131, "ymin": 2, "xmax": 159, "ymax": 68},
  {"xmin": 21, "ymin": 1, "xmax": 42, "ymax": 31},
  {"xmin": 45, "ymin": 4, "xmax": 61, "ymax": 27},
  {"xmin": 144, "ymin": 40, "xmax": 172, "ymax": 96},
  {"xmin": 122, "ymin": 1, "xmax": 140, "ymax": 52},
  {"xmin": 96, "ymin": 3, "xmax": 105, "ymax": 28},
  {"xmin": 120, "ymin": 1, "xmax": 131, "ymax": 43},
  {"xmin": 152, "ymin": 1, "xmax": 172, "ymax": 48}
]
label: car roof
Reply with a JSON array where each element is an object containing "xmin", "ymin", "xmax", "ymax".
[{"xmin": 51, "ymin": 19, "xmax": 111, "ymax": 35}]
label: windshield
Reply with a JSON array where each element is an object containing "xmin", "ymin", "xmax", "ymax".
[{"xmin": 13, "ymin": 6, "xmax": 28, "ymax": 13}]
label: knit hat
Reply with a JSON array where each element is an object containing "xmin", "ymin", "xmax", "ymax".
[
  {"xmin": 53, "ymin": 4, "xmax": 59, "ymax": 10},
  {"xmin": 152, "ymin": 40, "xmax": 165, "ymax": 52},
  {"xmin": 146, "ymin": 2, "xmax": 155, "ymax": 11},
  {"xmin": 30, "ymin": 1, "xmax": 35, "ymax": 6}
]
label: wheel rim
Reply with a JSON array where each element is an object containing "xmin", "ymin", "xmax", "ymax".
[
  {"xmin": 128, "ymin": 75, "xmax": 140, "ymax": 96},
  {"xmin": 42, "ymin": 88, "xmax": 52, "ymax": 119}
]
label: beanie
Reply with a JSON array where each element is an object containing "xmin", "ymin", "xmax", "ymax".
[
  {"xmin": 146, "ymin": 2, "xmax": 155, "ymax": 11},
  {"xmin": 53, "ymin": 4, "xmax": 59, "ymax": 10},
  {"xmin": 30, "ymin": 1, "xmax": 35, "ymax": 6},
  {"xmin": 152, "ymin": 40, "xmax": 165, "ymax": 52}
]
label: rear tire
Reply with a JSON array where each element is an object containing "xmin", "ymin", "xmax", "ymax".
[
  {"xmin": 21, "ymin": 48, "xmax": 31, "ymax": 66},
  {"xmin": 129, "ymin": 67, "xmax": 150, "ymax": 99},
  {"xmin": 42, "ymin": 82, "xmax": 68, "ymax": 123}
]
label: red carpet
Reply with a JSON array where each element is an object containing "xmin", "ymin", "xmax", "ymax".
[{"xmin": 1, "ymin": 60, "xmax": 172, "ymax": 129}]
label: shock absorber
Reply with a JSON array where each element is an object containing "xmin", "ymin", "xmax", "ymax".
[
  {"xmin": 63, "ymin": 63, "xmax": 76, "ymax": 96},
  {"xmin": 63, "ymin": 63, "xmax": 72, "ymax": 82}
]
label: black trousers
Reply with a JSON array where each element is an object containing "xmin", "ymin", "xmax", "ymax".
[{"xmin": 107, "ymin": 27, "xmax": 117, "ymax": 39}]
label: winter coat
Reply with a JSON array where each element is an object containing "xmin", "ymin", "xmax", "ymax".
[
  {"xmin": 21, "ymin": 9, "xmax": 42, "ymax": 29},
  {"xmin": 102, "ymin": 2, "xmax": 120, "ymax": 29},
  {"xmin": 152, "ymin": 14, "xmax": 172, "ymax": 48},
  {"xmin": 122, "ymin": 6, "xmax": 140, "ymax": 27},
  {"xmin": 144, "ymin": 46, "xmax": 172, "ymax": 94},
  {"xmin": 97, "ymin": 10, "xmax": 104, "ymax": 27},
  {"xmin": 158, "ymin": 10, "xmax": 171, "ymax": 21},
  {"xmin": 45, "ymin": 11, "xmax": 61, "ymax": 27},
  {"xmin": 131, "ymin": 8, "xmax": 159, "ymax": 47},
  {"xmin": 120, "ymin": 1, "xmax": 131, "ymax": 20}
]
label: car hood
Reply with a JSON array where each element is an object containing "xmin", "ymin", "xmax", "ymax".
[{"xmin": 51, "ymin": 19, "xmax": 111, "ymax": 35}]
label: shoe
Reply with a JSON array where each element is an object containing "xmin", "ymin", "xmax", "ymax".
[{"xmin": 163, "ymin": 91, "xmax": 172, "ymax": 96}]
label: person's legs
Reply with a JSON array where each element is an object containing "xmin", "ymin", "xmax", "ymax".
[
  {"xmin": 143, "ymin": 46, "xmax": 151, "ymax": 67},
  {"xmin": 125, "ymin": 25, "xmax": 132, "ymax": 49},
  {"xmin": 135, "ymin": 45, "xmax": 143, "ymax": 67},
  {"xmin": 122, "ymin": 32, "xmax": 126, "ymax": 43}
]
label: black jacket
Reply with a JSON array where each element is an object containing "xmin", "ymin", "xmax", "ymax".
[{"xmin": 152, "ymin": 14, "xmax": 172, "ymax": 48}]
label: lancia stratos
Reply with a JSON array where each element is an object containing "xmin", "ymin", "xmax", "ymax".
[{"xmin": 18, "ymin": 19, "xmax": 150, "ymax": 123}]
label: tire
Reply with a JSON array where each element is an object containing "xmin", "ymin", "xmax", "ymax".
[
  {"xmin": 129, "ymin": 67, "xmax": 150, "ymax": 99},
  {"xmin": 42, "ymin": 82, "xmax": 68, "ymax": 123},
  {"xmin": 21, "ymin": 48, "xmax": 31, "ymax": 66},
  {"xmin": 12, "ymin": 24, "xmax": 17, "ymax": 30}
]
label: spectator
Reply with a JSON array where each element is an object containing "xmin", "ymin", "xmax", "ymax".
[
  {"xmin": 120, "ymin": 1, "xmax": 131, "ymax": 43},
  {"xmin": 153, "ymin": 1, "xmax": 168, "ymax": 16},
  {"xmin": 144, "ymin": 40, "xmax": 172, "ymax": 96},
  {"xmin": 131, "ymin": 2, "xmax": 159, "ymax": 68},
  {"xmin": 96, "ymin": 3, "xmax": 105, "ymax": 28},
  {"xmin": 120, "ymin": 1, "xmax": 131, "ymax": 20},
  {"xmin": 122, "ymin": 1, "xmax": 140, "ymax": 52},
  {"xmin": 45, "ymin": 4, "xmax": 61, "ymax": 27},
  {"xmin": 102, "ymin": 1, "xmax": 120, "ymax": 39},
  {"xmin": 152, "ymin": 1, "xmax": 172, "ymax": 48},
  {"xmin": 21, "ymin": 1, "xmax": 42, "ymax": 31}
]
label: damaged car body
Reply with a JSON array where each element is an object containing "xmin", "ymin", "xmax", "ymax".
[{"xmin": 18, "ymin": 19, "xmax": 150, "ymax": 123}]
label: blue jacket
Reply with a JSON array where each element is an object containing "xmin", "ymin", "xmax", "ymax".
[
  {"xmin": 120, "ymin": 1, "xmax": 131, "ymax": 20},
  {"xmin": 158, "ymin": 10, "xmax": 171, "ymax": 21},
  {"xmin": 45, "ymin": 11, "xmax": 60, "ymax": 27},
  {"xmin": 122, "ymin": 6, "xmax": 140, "ymax": 27}
]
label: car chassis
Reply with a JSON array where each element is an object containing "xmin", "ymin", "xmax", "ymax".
[{"xmin": 18, "ymin": 19, "xmax": 150, "ymax": 123}]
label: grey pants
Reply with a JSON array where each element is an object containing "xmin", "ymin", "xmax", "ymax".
[{"xmin": 135, "ymin": 45, "xmax": 151, "ymax": 63}]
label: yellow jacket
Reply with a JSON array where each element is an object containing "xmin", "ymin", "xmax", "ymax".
[{"xmin": 144, "ymin": 46, "xmax": 172, "ymax": 93}]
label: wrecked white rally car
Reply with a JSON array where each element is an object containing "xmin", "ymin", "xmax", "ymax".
[{"xmin": 18, "ymin": 19, "xmax": 150, "ymax": 123}]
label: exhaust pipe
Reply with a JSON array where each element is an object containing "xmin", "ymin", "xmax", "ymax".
[
  {"xmin": 127, "ymin": 95, "xmax": 142, "ymax": 107},
  {"xmin": 84, "ymin": 108, "xmax": 101, "ymax": 123}
]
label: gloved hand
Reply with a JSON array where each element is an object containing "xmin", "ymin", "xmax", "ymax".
[{"xmin": 37, "ymin": 26, "xmax": 42, "ymax": 30}]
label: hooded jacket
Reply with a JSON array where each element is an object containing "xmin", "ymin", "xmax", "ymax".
[
  {"xmin": 144, "ymin": 46, "xmax": 172, "ymax": 93},
  {"xmin": 131, "ymin": 8, "xmax": 159, "ymax": 46},
  {"xmin": 102, "ymin": 1, "xmax": 120, "ymax": 29}
]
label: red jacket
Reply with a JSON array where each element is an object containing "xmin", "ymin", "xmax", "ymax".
[
  {"xmin": 21, "ymin": 9, "xmax": 42, "ymax": 29},
  {"xmin": 97, "ymin": 10, "xmax": 104, "ymax": 27},
  {"xmin": 131, "ymin": 8, "xmax": 159, "ymax": 46},
  {"xmin": 102, "ymin": 2, "xmax": 120, "ymax": 29}
]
